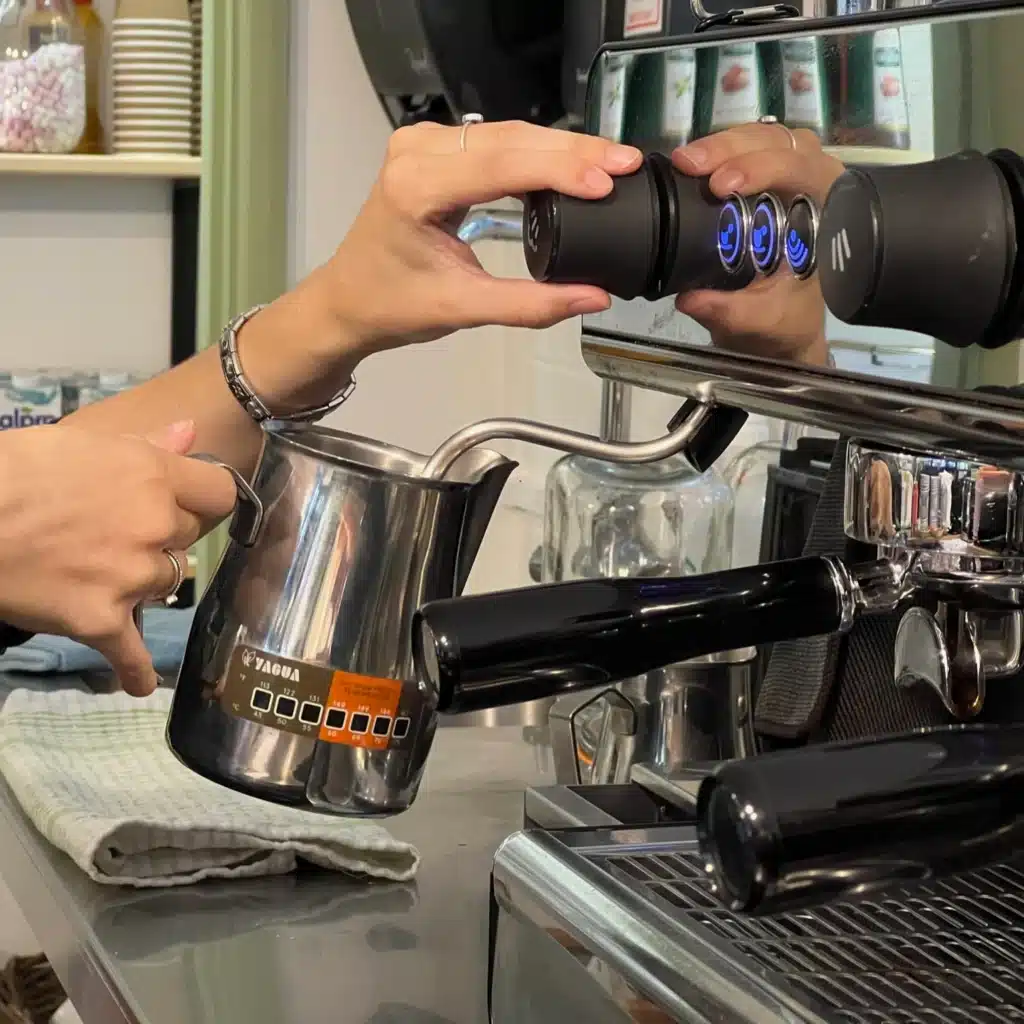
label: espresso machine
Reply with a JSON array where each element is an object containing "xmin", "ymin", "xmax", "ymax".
[{"xmin": 404, "ymin": 2, "xmax": 1024, "ymax": 1020}]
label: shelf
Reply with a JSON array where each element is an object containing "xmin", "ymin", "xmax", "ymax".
[
  {"xmin": 824, "ymin": 146, "xmax": 934, "ymax": 167},
  {"xmin": 0, "ymin": 153, "xmax": 201, "ymax": 179}
]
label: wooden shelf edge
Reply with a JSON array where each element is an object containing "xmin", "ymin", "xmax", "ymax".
[
  {"xmin": 0, "ymin": 153, "xmax": 202, "ymax": 179},
  {"xmin": 824, "ymin": 145, "xmax": 934, "ymax": 166}
]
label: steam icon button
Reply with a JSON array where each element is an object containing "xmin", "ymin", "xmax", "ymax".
[
  {"xmin": 749, "ymin": 193, "xmax": 785, "ymax": 276},
  {"xmin": 716, "ymin": 195, "xmax": 748, "ymax": 274},
  {"xmin": 784, "ymin": 195, "xmax": 819, "ymax": 279}
]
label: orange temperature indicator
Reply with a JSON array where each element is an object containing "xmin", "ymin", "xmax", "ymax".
[{"xmin": 319, "ymin": 669, "xmax": 403, "ymax": 751}]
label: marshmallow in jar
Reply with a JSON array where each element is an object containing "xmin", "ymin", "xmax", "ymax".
[{"xmin": 0, "ymin": 0, "xmax": 86, "ymax": 153}]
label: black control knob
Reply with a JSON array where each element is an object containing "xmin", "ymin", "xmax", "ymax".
[
  {"xmin": 523, "ymin": 152, "xmax": 756, "ymax": 302},
  {"xmin": 817, "ymin": 149, "xmax": 1024, "ymax": 349},
  {"xmin": 523, "ymin": 159, "xmax": 661, "ymax": 301}
]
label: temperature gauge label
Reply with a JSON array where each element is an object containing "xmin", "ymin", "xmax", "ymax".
[{"xmin": 219, "ymin": 644, "xmax": 419, "ymax": 752}]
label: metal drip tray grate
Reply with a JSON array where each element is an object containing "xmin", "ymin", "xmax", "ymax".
[{"xmin": 597, "ymin": 844, "xmax": 1024, "ymax": 1023}]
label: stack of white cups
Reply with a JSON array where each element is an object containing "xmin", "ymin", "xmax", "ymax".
[
  {"xmin": 111, "ymin": 16, "xmax": 194, "ymax": 155},
  {"xmin": 189, "ymin": 0, "xmax": 201, "ymax": 155}
]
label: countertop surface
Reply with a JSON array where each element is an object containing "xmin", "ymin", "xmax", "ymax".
[{"xmin": 0, "ymin": 675, "xmax": 554, "ymax": 1024}]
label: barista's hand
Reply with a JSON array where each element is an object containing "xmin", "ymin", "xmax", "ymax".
[
  {"xmin": 0, "ymin": 422, "xmax": 236, "ymax": 696},
  {"xmin": 672, "ymin": 122, "xmax": 845, "ymax": 365},
  {"xmin": 310, "ymin": 121, "xmax": 643, "ymax": 357}
]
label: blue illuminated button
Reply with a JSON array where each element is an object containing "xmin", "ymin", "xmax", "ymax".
[
  {"xmin": 784, "ymin": 195, "xmax": 819, "ymax": 279},
  {"xmin": 749, "ymin": 193, "xmax": 785, "ymax": 276},
  {"xmin": 716, "ymin": 195, "xmax": 748, "ymax": 274}
]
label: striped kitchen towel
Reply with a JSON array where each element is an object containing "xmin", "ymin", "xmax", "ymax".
[{"xmin": 0, "ymin": 688, "xmax": 419, "ymax": 887}]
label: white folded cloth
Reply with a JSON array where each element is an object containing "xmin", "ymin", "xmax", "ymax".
[{"xmin": 0, "ymin": 688, "xmax": 419, "ymax": 887}]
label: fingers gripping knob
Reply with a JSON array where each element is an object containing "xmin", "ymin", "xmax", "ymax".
[{"xmin": 522, "ymin": 154, "xmax": 758, "ymax": 302}]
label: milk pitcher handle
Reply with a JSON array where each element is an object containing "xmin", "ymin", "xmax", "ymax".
[
  {"xmin": 189, "ymin": 453, "xmax": 265, "ymax": 548},
  {"xmin": 131, "ymin": 456, "xmax": 264, "ymax": 640}
]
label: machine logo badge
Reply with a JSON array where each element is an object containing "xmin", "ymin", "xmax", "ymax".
[
  {"xmin": 830, "ymin": 228, "xmax": 851, "ymax": 273},
  {"xmin": 526, "ymin": 208, "xmax": 541, "ymax": 253},
  {"xmin": 242, "ymin": 650, "xmax": 254, "ymax": 668}
]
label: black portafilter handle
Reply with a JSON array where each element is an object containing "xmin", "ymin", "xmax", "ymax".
[
  {"xmin": 413, "ymin": 555, "xmax": 845, "ymax": 714},
  {"xmin": 818, "ymin": 148, "xmax": 1024, "ymax": 350},
  {"xmin": 697, "ymin": 725, "xmax": 1024, "ymax": 916},
  {"xmin": 522, "ymin": 151, "xmax": 758, "ymax": 301}
]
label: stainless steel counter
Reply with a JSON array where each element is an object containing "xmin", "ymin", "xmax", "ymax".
[{"xmin": 0, "ymin": 678, "xmax": 553, "ymax": 1024}]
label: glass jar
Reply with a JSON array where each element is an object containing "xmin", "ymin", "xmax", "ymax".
[
  {"xmin": 540, "ymin": 454, "xmax": 734, "ymax": 583},
  {"xmin": 0, "ymin": 0, "xmax": 85, "ymax": 153}
]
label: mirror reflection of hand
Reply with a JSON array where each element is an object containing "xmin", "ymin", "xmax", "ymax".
[{"xmin": 672, "ymin": 121, "xmax": 846, "ymax": 366}]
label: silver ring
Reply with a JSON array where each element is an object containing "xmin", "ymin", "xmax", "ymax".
[
  {"xmin": 460, "ymin": 112, "xmax": 483, "ymax": 153},
  {"xmin": 162, "ymin": 550, "xmax": 184, "ymax": 607},
  {"xmin": 757, "ymin": 114, "xmax": 797, "ymax": 151}
]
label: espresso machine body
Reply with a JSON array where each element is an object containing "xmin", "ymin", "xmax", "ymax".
[{"xmin": 405, "ymin": 4, "xmax": 1024, "ymax": 1020}]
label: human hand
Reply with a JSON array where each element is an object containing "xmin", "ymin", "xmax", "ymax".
[
  {"xmin": 313, "ymin": 120, "xmax": 643, "ymax": 358},
  {"xmin": 672, "ymin": 121, "xmax": 846, "ymax": 365},
  {"xmin": 0, "ymin": 421, "xmax": 237, "ymax": 695}
]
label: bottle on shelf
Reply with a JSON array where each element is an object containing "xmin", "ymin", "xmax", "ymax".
[
  {"xmin": 0, "ymin": 371, "xmax": 63, "ymax": 429},
  {"xmin": 71, "ymin": 0, "xmax": 103, "ymax": 154},
  {"xmin": 591, "ymin": 52, "xmax": 632, "ymax": 141},
  {"xmin": 76, "ymin": 370, "xmax": 142, "ymax": 408},
  {"xmin": 694, "ymin": 41, "xmax": 771, "ymax": 138},
  {"xmin": 830, "ymin": 26, "xmax": 910, "ymax": 149},
  {"xmin": 779, "ymin": 36, "xmax": 830, "ymax": 139},
  {"xmin": 626, "ymin": 49, "xmax": 698, "ymax": 154}
]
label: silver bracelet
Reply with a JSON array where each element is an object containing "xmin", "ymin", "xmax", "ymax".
[{"xmin": 219, "ymin": 304, "xmax": 356, "ymax": 424}]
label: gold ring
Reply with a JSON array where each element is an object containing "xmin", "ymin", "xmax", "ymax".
[
  {"xmin": 460, "ymin": 112, "xmax": 483, "ymax": 153},
  {"xmin": 162, "ymin": 550, "xmax": 184, "ymax": 607},
  {"xmin": 757, "ymin": 114, "xmax": 797, "ymax": 151}
]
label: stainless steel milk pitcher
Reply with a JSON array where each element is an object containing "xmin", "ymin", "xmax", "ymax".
[{"xmin": 166, "ymin": 423, "xmax": 516, "ymax": 816}]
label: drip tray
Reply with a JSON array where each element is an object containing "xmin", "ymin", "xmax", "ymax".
[{"xmin": 564, "ymin": 829, "xmax": 1024, "ymax": 1022}]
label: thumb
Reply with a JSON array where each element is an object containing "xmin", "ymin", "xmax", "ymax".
[
  {"xmin": 145, "ymin": 420, "xmax": 197, "ymax": 456},
  {"xmin": 93, "ymin": 620, "xmax": 160, "ymax": 697}
]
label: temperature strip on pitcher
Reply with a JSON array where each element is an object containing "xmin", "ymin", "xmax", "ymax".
[{"xmin": 220, "ymin": 644, "xmax": 419, "ymax": 752}]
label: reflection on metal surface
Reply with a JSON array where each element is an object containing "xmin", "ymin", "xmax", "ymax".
[
  {"xmin": 457, "ymin": 208, "xmax": 524, "ymax": 245},
  {"xmin": 581, "ymin": 335, "xmax": 1024, "ymax": 469},
  {"xmin": 894, "ymin": 604, "xmax": 985, "ymax": 718},
  {"xmin": 439, "ymin": 700, "xmax": 553, "ymax": 728},
  {"xmin": 580, "ymin": 2, "xmax": 1024, "ymax": 433},
  {"xmin": 491, "ymin": 822, "xmax": 1024, "ymax": 1023},
  {"xmin": 843, "ymin": 439, "xmax": 1024, "ymax": 573},
  {"xmin": 548, "ymin": 652, "xmax": 757, "ymax": 786}
]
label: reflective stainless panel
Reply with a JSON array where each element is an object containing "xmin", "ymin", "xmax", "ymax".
[{"xmin": 580, "ymin": 2, "xmax": 1024, "ymax": 460}]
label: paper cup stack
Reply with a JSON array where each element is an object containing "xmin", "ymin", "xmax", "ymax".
[
  {"xmin": 111, "ymin": 17, "xmax": 194, "ymax": 155},
  {"xmin": 190, "ymin": 0, "xmax": 201, "ymax": 155}
]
